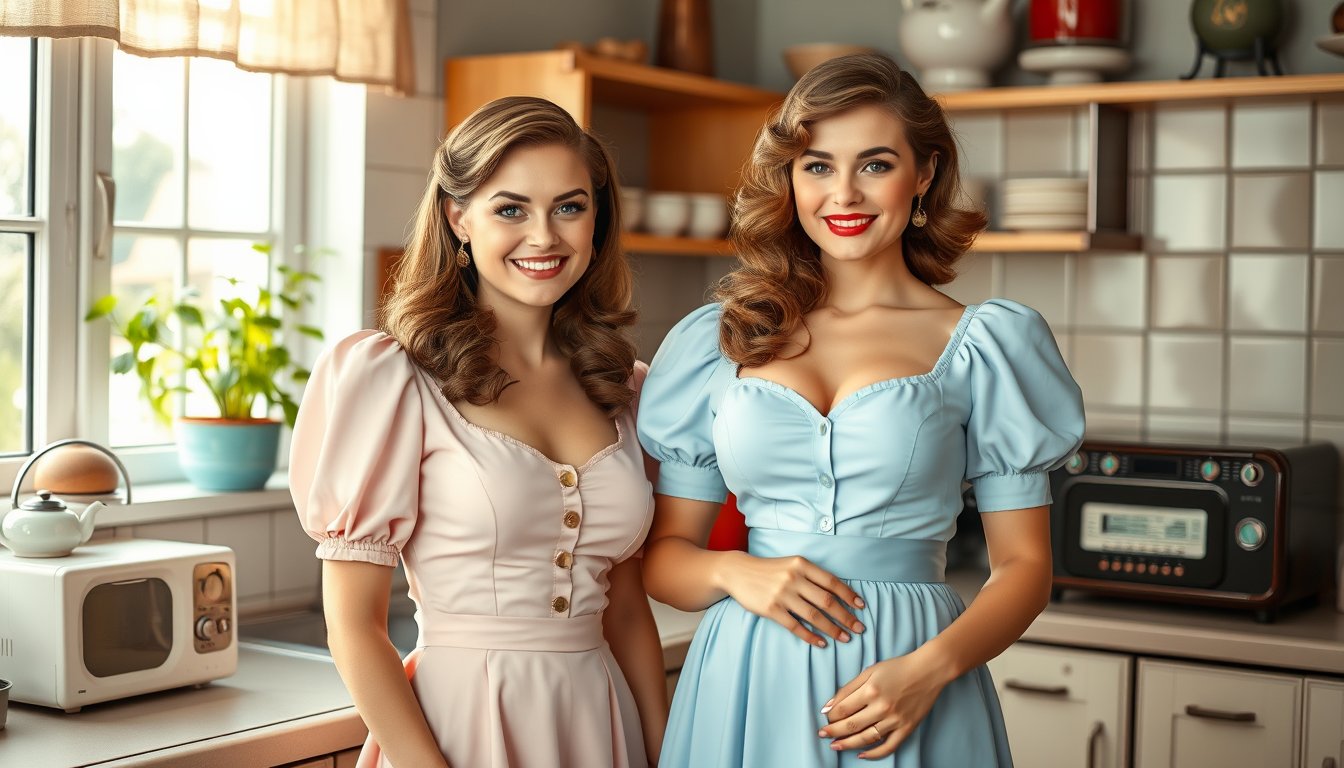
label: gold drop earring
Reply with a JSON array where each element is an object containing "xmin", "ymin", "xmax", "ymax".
[
  {"xmin": 456, "ymin": 236, "xmax": 471, "ymax": 267},
  {"xmin": 911, "ymin": 193, "xmax": 928, "ymax": 228}
]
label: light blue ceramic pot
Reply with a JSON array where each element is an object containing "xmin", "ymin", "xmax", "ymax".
[{"xmin": 176, "ymin": 419, "xmax": 281, "ymax": 491}]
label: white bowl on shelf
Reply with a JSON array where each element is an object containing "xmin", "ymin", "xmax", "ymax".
[
  {"xmin": 619, "ymin": 187, "xmax": 645, "ymax": 232},
  {"xmin": 1000, "ymin": 212, "xmax": 1089, "ymax": 230},
  {"xmin": 686, "ymin": 193, "xmax": 729, "ymax": 239},
  {"xmin": 1018, "ymin": 45, "xmax": 1132, "ymax": 85},
  {"xmin": 1317, "ymin": 33, "xmax": 1344, "ymax": 57},
  {"xmin": 644, "ymin": 192, "xmax": 691, "ymax": 237}
]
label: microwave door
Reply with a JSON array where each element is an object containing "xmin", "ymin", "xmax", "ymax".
[{"xmin": 82, "ymin": 577, "xmax": 174, "ymax": 677}]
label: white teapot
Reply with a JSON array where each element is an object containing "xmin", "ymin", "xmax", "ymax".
[
  {"xmin": 899, "ymin": 0, "xmax": 1015, "ymax": 91},
  {"xmin": 0, "ymin": 439, "xmax": 131, "ymax": 558}
]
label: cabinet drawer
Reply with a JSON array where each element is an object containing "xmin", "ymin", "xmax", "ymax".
[
  {"xmin": 1136, "ymin": 659, "xmax": 1301, "ymax": 768},
  {"xmin": 1305, "ymin": 678, "xmax": 1344, "ymax": 768},
  {"xmin": 989, "ymin": 643, "xmax": 1131, "ymax": 768}
]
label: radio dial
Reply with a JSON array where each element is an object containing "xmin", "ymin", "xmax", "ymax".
[
  {"xmin": 1066, "ymin": 451, "xmax": 1088, "ymax": 475},
  {"xmin": 1099, "ymin": 454, "xmax": 1120, "ymax": 476},
  {"xmin": 1235, "ymin": 518, "xmax": 1266, "ymax": 551},
  {"xmin": 1199, "ymin": 460, "xmax": 1220, "ymax": 481},
  {"xmin": 195, "ymin": 616, "xmax": 219, "ymax": 641}
]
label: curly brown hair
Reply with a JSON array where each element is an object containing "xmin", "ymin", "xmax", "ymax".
[
  {"xmin": 718, "ymin": 53, "xmax": 987, "ymax": 367},
  {"xmin": 380, "ymin": 96, "xmax": 637, "ymax": 415}
]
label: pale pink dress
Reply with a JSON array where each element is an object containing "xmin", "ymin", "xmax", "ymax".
[{"xmin": 290, "ymin": 330, "xmax": 653, "ymax": 768}]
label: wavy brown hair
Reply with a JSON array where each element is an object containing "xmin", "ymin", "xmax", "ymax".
[
  {"xmin": 718, "ymin": 52, "xmax": 987, "ymax": 367},
  {"xmin": 380, "ymin": 96, "xmax": 637, "ymax": 414}
]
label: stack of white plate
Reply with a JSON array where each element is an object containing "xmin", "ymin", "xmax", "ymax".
[{"xmin": 1000, "ymin": 177, "xmax": 1089, "ymax": 231}]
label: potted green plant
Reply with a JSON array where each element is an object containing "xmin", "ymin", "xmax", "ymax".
[{"xmin": 84, "ymin": 243, "xmax": 324, "ymax": 491}]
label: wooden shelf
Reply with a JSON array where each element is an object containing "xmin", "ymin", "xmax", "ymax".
[
  {"xmin": 575, "ymin": 52, "xmax": 782, "ymax": 110},
  {"xmin": 972, "ymin": 229, "xmax": 1141, "ymax": 253},
  {"xmin": 622, "ymin": 232, "xmax": 734, "ymax": 257},
  {"xmin": 938, "ymin": 73, "xmax": 1344, "ymax": 112}
]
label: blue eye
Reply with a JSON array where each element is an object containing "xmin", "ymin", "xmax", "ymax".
[
  {"xmin": 556, "ymin": 201, "xmax": 587, "ymax": 215},
  {"xmin": 494, "ymin": 204, "xmax": 524, "ymax": 218},
  {"xmin": 863, "ymin": 160, "xmax": 891, "ymax": 173},
  {"xmin": 801, "ymin": 161, "xmax": 830, "ymax": 175}
]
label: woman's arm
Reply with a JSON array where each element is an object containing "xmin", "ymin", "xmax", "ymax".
[
  {"xmin": 820, "ymin": 504, "xmax": 1051, "ymax": 758},
  {"xmin": 323, "ymin": 559, "xmax": 450, "ymax": 768},
  {"xmin": 603, "ymin": 557, "xmax": 670, "ymax": 765},
  {"xmin": 642, "ymin": 494, "xmax": 866, "ymax": 647}
]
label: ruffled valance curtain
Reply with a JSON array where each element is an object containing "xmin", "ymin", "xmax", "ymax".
[{"xmin": 0, "ymin": 0, "xmax": 415, "ymax": 95}]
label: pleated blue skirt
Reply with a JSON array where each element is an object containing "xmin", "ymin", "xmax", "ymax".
[{"xmin": 660, "ymin": 530, "xmax": 1013, "ymax": 768}]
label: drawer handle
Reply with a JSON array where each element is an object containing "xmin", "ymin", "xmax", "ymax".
[
  {"xmin": 1004, "ymin": 680, "xmax": 1069, "ymax": 697},
  {"xmin": 1184, "ymin": 704, "xmax": 1257, "ymax": 723},
  {"xmin": 1087, "ymin": 721, "xmax": 1104, "ymax": 768}
]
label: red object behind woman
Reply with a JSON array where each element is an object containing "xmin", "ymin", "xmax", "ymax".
[
  {"xmin": 707, "ymin": 494, "xmax": 749, "ymax": 551},
  {"xmin": 1028, "ymin": 0, "xmax": 1123, "ymax": 46}
]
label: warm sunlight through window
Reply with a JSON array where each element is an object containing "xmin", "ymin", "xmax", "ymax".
[{"xmin": 0, "ymin": 38, "xmax": 34, "ymax": 456}]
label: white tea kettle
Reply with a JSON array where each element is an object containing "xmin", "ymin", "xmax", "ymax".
[{"xmin": 0, "ymin": 439, "xmax": 132, "ymax": 558}]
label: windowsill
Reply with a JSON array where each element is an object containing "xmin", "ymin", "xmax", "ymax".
[{"xmin": 92, "ymin": 470, "xmax": 294, "ymax": 528}]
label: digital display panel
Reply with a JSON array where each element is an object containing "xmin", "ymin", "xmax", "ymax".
[
  {"xmin": 1079, "ymin": 502, "xmax": 1207, "ymax": 559},
  {"xmin": 1132, "ymin": 456, "xmax": 1181, "ymax": 478}
]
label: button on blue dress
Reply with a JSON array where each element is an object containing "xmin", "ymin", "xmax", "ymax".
[{"xmin": 637, "ymin": 299, "xmax": 1085, "ymax": 767}]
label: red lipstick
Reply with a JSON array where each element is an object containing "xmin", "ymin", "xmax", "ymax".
[{"xmin": 823, "ymin": 214, "xmax": 875, "ymax": 237}]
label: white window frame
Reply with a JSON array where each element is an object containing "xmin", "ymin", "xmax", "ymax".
[{"xmin": 0, "ymin": 37, "xmax": 309, "ymax": 493}]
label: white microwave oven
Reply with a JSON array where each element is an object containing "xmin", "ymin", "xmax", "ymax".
[{"xmin": 0, "ymin": 538, "xmax": 237, "ymax": 712}]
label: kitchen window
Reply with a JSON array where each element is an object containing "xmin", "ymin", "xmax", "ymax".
[{"xmin": 0, "ymin": 37, "xmax": 308, "ymax": 489}]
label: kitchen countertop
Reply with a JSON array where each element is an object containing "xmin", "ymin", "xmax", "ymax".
[{"xmin": 9, "ymin": 575, "xmax": 1344, "ymax": 767}]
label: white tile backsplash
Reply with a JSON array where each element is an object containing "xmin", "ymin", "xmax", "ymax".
[
  {"xmin": 1147, "ymin": 334, "xmax": 1224, "ymax": 410},
  {"xmin": 942, "ymin": 253, "xmax": 996, "ymax": 305},
  {"xmin": 1153, "ymin": 104, "xmax": 1226, "ymax": 170},
  {"xmin": 1227, "ymin": 253, "xmax": 1308, "ymax": 333},
  {"xmin": 1151, "ymin": 174, "xmax": 1226, "ymax": 252},
  {"xmin": 1231, "ymin": 102, "xmax": 1311, "ymax": 169},
  {"xmin": 1001, "ymin": 254, "xmax": 1069, "ymax": 328},
  {"xmin": 951, "ymin": 113, "xmax": 1004, "ymax": 180},
  {"xmin": 1227, "ymin": 336, "xmax": 1307, "ymax": 416},
  {"xmin": 1151, "ymin": 255, "xmax": 1224, "ymax": 330},
  {"xmin": 131, "ymin": 518, "xmax": 205, "ymax": 544},
  {"xmin": 1084, "ymin": 407, "xmax": 1143, "ymax": 440},
  {"xmin": 1073, "ymin": 253, "xmax": 1146, "ymax": 329},
  {"xmin": 1318, "ymin": 100, "xmax": 1344, "ymax": 166},
  {"xmin": 1145, "ymin": 412, "xmax": 1222, "ymax": 444},
  {"xmin": 1004, "ymin": 109, "xmax": 1076, "ymax": 176},
  {"xmin": 1316, "ymin": 171, "xmax": 1344, "ymax": 250},
  {"xmin": 1231, "ymin": 172, "xmax": 1311, "ymax": 250},
  {"xmin": 271, "ymin": 509, "xmax": 321, "ymax": 602},
  {"xmin": 1312, "ymin": 340, "xmax": 1344, "ymax": 419},
  {"xmin": 1226, "ymin": 416, "xmax": 1306, "ymax": 443},
  {"xmin": 1072, "ymin": 333, "xmax": 1144, "ymax": 409},
  {"xmin": 1314, "ymin": 256, "xmax": 1344, "ymax": 333},
  {"xmin": 206, "ymin": 512, "xmax": 273, "ymax": 603}
]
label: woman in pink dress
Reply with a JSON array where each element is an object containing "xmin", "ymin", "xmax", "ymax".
[{"xmin": 289, "ymin": 96, "xmax": 667, "ymax": 768}]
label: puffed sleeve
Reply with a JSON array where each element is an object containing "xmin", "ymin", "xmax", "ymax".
[
  {"xmin": 289, "ymin": 330, "xmax": 424, "ymax": 566},
  {"xmin": 637, "ymin": 303, "xmax": 732, "ymax": 503},
  {"xmin": 963, "ymin": 300, "xmax": 1085, "ymax": 512}
]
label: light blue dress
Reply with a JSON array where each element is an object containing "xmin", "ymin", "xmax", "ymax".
[{"xmin": 637, "ymin": 299, "xmax": 1085, "ymax": 768}]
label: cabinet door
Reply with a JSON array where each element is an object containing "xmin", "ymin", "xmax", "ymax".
[
  {"xmin": 1304, "ymin": 678, "xmax": 1344, "ymax": 768},
  {"xmin": 1135, "ymin": 659, "xmax": 1301, "ymax": 768},
  {"xmin": 988, "ymin": 642, "xmax": 1131, "ymax": 768}
]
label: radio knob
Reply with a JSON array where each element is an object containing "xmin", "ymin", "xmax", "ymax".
[
  {"xmin": 216, "ymin": 617, "xmax": 232, "ymax": 636},
  {"xmin": 1066, "ymin": 451, "xmax": 1088, "ymax": 474},
  {"xmin": 1235, "ymin": 518, "xmax": 1266, "ymax": 551},
  {"xmin": 1199, "ymin": 460, "xmax": 1221, "ymax": 481},
  {"xmin": 199, "ymin": 570, "xmax": 226, "ymax": 602},
  {"xmin": 195, "ymin": 616, "xmax": 219, "ymax": 641},
  {"xmin": 1240, "ymin": 462, "xmax": 1264, "ymax": 487},
  {"xmin": 1099, "ymin": 454, "xmax": 1120, "ymax": 476}
]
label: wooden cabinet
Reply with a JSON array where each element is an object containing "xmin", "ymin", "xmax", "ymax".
[
  {"xmin": 1135, "ymin": 659, "xmax": 1302, "ymax": 768},
  {"xmin": 1304, "ymin": 679, "xmax": 1344, "ymax": 768},
  {"xmin": 989, "ymin": 643, "xmax": 1131, "ymax": 768},
  {"xmin": 444, "ymin": 50, "xmax": 779, "ymax": 259}
]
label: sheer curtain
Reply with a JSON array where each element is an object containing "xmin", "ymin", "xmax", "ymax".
[{"xmin": 0, "ymin": 0, "xmax": 415, "ymax": 94}]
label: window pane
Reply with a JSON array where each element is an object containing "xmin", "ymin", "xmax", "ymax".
[
  {"xmin": 108, "ymin": 234, "xmax": 179, "ymax": 447},
  {"xmin": 0, "ymin": 39, "xmax": 33, "ymax": 217},
  {"xmin": 185, "ymin": 238, "xmax": 271, "ymax": 419},
  {"xmin": 113, "ymin": 52, "xmax": 185, "ymax": 227},
  {"xmin": 187, "ymin": 58, "xmax": 272, "ymax": 232},
  {"xmin": 0, "ymin": 233, "xmax": 30, "ymax": 455}
]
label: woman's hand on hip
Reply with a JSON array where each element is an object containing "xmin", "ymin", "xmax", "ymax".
[
  {"xmin": 719, "ymin": 551, "xmax": 866, "ymax": 647},
  {"xmin": 818, "ymin": 651, "xmax": 953, "ymax": 759}
]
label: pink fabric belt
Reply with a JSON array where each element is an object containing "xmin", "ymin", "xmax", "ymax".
[{"xmin": 417, "ymin": 612, "xmax": 604, "ymax": 652}]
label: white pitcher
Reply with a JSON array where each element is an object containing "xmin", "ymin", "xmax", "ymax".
[{"xmin": 899, "ymin": 0, "xmax": 1015, "ymax": 91}]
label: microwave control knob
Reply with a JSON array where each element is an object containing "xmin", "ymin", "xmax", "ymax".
[
  {"xmin": 1066, "ymin": 451, "xmax": 1088, "ymax": 474},
  {"xmin": 199, "ymin": 570, "xmax": 226, "ymax": 602},
  {"xmin": 1199, "ymin": 460, "xmax": 1221, "ymax": 481},
  {"xmin": 1099, "ymin": 454, "xmax": 1120, "ymax": 476},
  {"xmin": 1235, "ymin": 518, "xmax": 1266, "ymax": 551},
  {"xmin": 195, "ymin": 616, "xmax": 219, "ymax": 641},
  {"xmin": 216, "ymin": 617, "xmax": 232, "ymax": 635},
  {"xmin": 1240, "ymin": 462, "xmax": 1264, "ymax": 487}
]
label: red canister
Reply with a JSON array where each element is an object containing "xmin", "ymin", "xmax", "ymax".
[{"xmin": 1029, "ymin": 0, "xmax": 1124, "ymax": 46}]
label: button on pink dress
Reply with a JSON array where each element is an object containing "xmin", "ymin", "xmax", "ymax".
[{"xmin": 290, "ymin": 330, "xmax": 654, "ymax": 768}]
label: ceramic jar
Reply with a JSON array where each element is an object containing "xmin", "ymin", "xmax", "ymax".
[
  {"xmin": 1189, "ymin": 0, "xmax": 1284, "ymax": 54},
  {"xmin": 898, "ymin": 0, "xmax": 1014, "ymax": 91}
]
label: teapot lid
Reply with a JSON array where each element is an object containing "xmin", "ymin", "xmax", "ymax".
[{"xmin": 20, "ymin": 490, "xmax": 68, "ymax": 512}]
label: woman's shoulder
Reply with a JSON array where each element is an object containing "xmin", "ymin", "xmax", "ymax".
[
  {"xmin": 962, "ymin": 298, "xmax": 1054, "ymax": 346},
  {"xmin": 317, "ymin": 329, "xmax": 420, "ymax": 383},
  {"xmin": 651, "ymin": 302, "xmax": 726, "ymax": 365}
]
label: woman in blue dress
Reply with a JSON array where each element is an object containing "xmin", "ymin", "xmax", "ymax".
[{"xmin": 637, "ymin": 53, "xmax": 1085, "ymax": 766}]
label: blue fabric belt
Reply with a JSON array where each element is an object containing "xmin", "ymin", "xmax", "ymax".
[{"xmin": 748, "ymin": 529, "xmax": 947, "ymax": 583}]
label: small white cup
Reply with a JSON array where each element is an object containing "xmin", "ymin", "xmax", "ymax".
[
  {"xmin": 619, "ymin": 186, "xmax": 645, "ymax": 232},
  {"xmin": 0, "ymin": 677, "xmax": 11, "ymax": 730},
  {"xmin": 686, "ymin": 193, "xmax": 729, "ymax": 239},
  {"xmin": 644, "ymin": 192, "xmax": 691, "ymax": 237}
]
